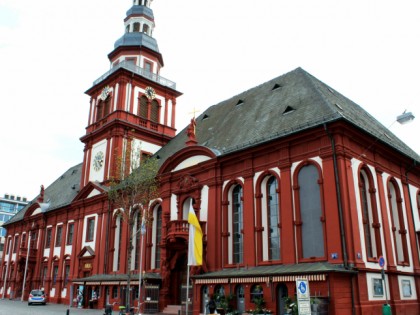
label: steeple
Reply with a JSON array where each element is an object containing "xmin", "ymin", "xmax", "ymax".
[{"xmin": 80, "ymin": 0, "xmax": 182, "ymax": 188}]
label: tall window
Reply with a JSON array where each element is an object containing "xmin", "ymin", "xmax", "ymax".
[
  {"xmin": 117, "ymin": 217, "xmax": 123, "ymax": 271},
  {"xmin": 53, "ymin": 265, "xmax": 59, "ymax": 285},
  {"xmin": 150, "ymin": 100, "xmax": 159, "ymax": 122},
  {"xmin": 45, "ymin": 228, "xmax": 52, "ymax": 248},
  {"xmin": 41, "ymin": 265, "xmax": 48, "ymax": 287},
  {"xmin": 267, "ymin": 177, "xmax": 280, "ymax": 260},
  {"xmin": 21, "ymin": 233, "xmax": 27, "ymax": 248},
  {"xmin": 232, "ymin": 185, "xmax": 243, "ymax": 264},
  {"xmin": 96, "ymin": 101, "xmax": 104, "ymax": 121},
  {"xmin": 86, "ymin": 217, "xmax": 95, "ymax": 242},
  {"xmin": 67, "ymin": 223, "xmax": 74, "ymax": 245},
  {"xmin": 55, "ymin": 225, "xmax": 63, "ymax": 247},
  {"xmin": 13, "ymin": 235, "xmax": 19, "ymax": 253},
  {"xmin": 104, "ymin": 97, "xmax": 111, "ymax": 116},
  {"xmin": 155, "ymin": 206, "xmax": 162, "ymax": 269},
  {"xmin": 64, "ymin": 264, "xmax": 70, "ymax": 286},
  {"xmin": 359, "ymin": 168, "xmax": 382, "ymax": 260},
  {"xmin": 138, "ymin": 96, "xmax": 148, "ymax": 119},
  {"xmin": 133, "ymin": 22, "xmax": 140, "ymax": 32},
  {"xmin": 388, "ymin": 180, "xmax": 409, "ymax": 265},
  {"xmin": 297, "ymin": 164, "xmax": 325, "ymax": 259}
]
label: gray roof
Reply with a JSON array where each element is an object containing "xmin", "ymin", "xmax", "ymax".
[
  {"xmin": 5, "ymin": 163, "xmax": 82, "ymax": 226},
  {"xmin": 194, "ymin": 262, "xmax": 355, "ymax": 279},
  {"xmin": 114, "ymin": 32, "xmax": 159, "ymax": 52},
  {"xmin": 126, "ymin": 5, "xmax": 154, "ymax": 20},
  {"xmin": 156, "ymin": 67, "xmax": 420, "ymax": 165}
]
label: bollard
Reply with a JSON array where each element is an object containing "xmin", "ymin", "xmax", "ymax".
[
  {"xmin": 382, "ymin": 304, "xmax": 391, "ymax": 315},
  {"xmin": 66, "ymin": 309, "xmax": 70, "ymax": 315}
]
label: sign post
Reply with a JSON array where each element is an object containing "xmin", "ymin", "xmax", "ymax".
[
  {"xmin": 378, "ymin": 256, "xmax": 391, "ymax": 315},
  {"xmin": 296, "ymin": 278, "xmax": 311, "ymax": 315}
]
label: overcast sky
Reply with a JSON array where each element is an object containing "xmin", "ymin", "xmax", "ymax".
[{"xmin": 1, "ymin": 0, "xmax": 419, "ymax": 200}]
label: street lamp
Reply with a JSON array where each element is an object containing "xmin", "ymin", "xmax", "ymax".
[
  {"xmin": 137, "ymin": 217, "xmax": 146, "ymax": 315},
  {"xmin": 397, "ymin": 110, "xmax": 415, "ymax": 125}
]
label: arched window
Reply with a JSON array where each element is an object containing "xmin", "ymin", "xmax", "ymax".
[
  {"xmin": 125, "ymin": 24, "xmax": 130, "ymax": 33},
  {"xmin": 359, "ymin": 167, "xmax": 382, "ymax": 260},
  {"xmin": 266, "ymin": 176, "xmax": 280, "ymax": 260},
  {"xmin": 232, "ymin": 185, "xmax": 243, "ymax": 264},
  {"xmin": 388, "ymin": 179, "xmax": 409, "ymax": 265},
  {"xmin": 142, "ymin": 24, "xmax": 149, "ymax": 34},
  {"xmin": 113, "ymin": 216, "xmax": 123, "ymax": 271},
  {"xmin": 154, "ymin": 206, "xmax": 162, "ymax": 269},
  {"xmin": 133, "ymin": 22, "xmax": 140, "ymax": 32},
  {"xmin": 297, "ymin": 164, "xmax": 325, "ymax": 259},
  {"xmin": 138, "ymin": 96, "xmax": 148, "ymax": 119},
  {"xmin": 150, "ymin": 100, "xmax": 159, "ymax": 123},
  {"xmin": 251, "ymin": 284, "xmax": 263, "ymax": 303}
]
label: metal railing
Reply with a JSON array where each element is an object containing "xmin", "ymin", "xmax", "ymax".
[{"xmin": 92, "ymin": 60, "xmax": 177, "ymax": 89}]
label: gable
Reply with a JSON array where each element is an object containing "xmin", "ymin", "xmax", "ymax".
[{"xmin": 172, "ymin": 155, "xmax": 211, "ymax": 172}]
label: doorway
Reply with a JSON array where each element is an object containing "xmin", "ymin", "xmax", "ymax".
[{"xmin": 277, "ymin": 283, "xmax": 288, "ymax": 315}]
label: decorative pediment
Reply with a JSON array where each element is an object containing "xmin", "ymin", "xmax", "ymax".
[
  {"xmin": 73, "ymin": 181, "xmax": 106, "ymax": 201},
  {"xmin": 77, "ymin": 246, "xmax": 95, "ymax": 258}
]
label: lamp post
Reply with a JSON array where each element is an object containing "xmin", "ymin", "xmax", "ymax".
[{"xmin": 137, "ymin": 217, "xmax": 146, "ymax": 315}]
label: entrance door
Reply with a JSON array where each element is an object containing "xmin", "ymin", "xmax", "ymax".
[
  {"xmin": 277, "ymin": 283, "xmax": 288, "ymax": 315},
  {"xmin": 236, "ymin": 285, "xmax": 245, "ymax": 314}
]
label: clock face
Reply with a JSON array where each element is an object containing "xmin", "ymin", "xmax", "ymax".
[
  {"xmin": 93, "ymin": 151, "xmax": 104, "ymax": 171},
  {"xmin": 145, "ymin": 86, "xmax": 156, "ymax": 100}
]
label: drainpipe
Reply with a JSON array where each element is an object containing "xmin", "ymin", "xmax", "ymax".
[{"xmin": 324, "ymin": 124, "xmax": 349, "ymax": 269}]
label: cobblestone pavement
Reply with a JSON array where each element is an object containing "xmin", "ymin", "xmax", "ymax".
[{"xmin": 0, "ymin": 298, "xmax": 109, "ymax": 315}]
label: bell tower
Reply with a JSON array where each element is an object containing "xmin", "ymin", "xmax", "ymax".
[{"xmin": 80, "ymin": 0, "xmax": 182, "ymax": 187}]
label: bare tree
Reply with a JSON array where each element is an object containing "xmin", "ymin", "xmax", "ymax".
[{"xmin": 108, "ymin": 143, "xmax": 159, "ymax": 312}]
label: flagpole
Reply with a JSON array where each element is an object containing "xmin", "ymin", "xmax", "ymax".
[{"xmin": 185, "ymin": 265, "xmax": 190, "ymax": 315}]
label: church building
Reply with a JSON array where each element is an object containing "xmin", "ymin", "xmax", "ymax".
[{"xmin": 1, "ymin": 1, "xmax": 420, "ymax": 314}]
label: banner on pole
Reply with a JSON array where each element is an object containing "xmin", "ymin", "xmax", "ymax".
[{"xmin": 187, "ymin": 200, "xmax": 203, "ymax": 266}]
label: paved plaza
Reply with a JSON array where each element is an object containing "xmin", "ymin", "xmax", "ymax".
[{"xmin": 0, "ymin": 298, "xmax": 107, "ymax": 315}]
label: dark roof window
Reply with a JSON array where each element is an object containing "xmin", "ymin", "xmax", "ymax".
[
  {"xmin": 272, "ymin": 83, "xmax": 282, "ymax": 90},
  {"xmin": 236, "ymin": 100, "xmax": 244, "ymax": 106},
  {"xmin": 202, "ymin": 114, "xmax": 209, "ymax": 121},
  {"xmin": 282, "ymin": 106, "xmax": 295, "ymax": 115}
]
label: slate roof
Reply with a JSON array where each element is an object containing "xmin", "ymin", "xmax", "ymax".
[
  {"xmin": 193, "ymin": 262, "xmax": 355, "ymax": 279},
  {"xmin": 156, "ymin": 67, "xmax": 420, "ymax": 166},
  {"xmin": 4, "ymin": 163, "xmax": 83, "ymax": 226}
]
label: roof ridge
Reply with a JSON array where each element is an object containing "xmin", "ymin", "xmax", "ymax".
[{"xmin": 298, "ymin": 68, "xmax": 343, "ymax": 119}]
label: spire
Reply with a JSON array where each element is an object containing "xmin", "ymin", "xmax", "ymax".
[{"xmin": 113, "ymin": 0, "xmax": 159, "ymax": 54}]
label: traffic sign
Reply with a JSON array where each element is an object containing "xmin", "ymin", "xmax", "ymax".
[
  {"xmin": 296, "ymin": 278, "xmax": 311, "ymax": 315},
  {"xmin": 378, "ymin": 256, "xmax": 385, "ymax": 269}
]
